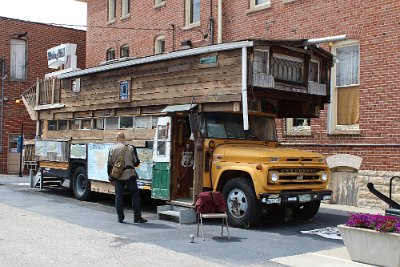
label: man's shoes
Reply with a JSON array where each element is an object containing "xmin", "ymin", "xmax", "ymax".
[
  {"xmin": 118, "ymin": 215, "xmax": 125, "ymax": 223},
  {"xmin": 134, "ymin": 217, "xmax": 147, "ymax": 223}
]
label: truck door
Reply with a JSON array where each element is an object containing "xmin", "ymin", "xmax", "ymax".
[{"xmin": 151, "ymin": 117, "xmax": 171, "ymax": 200}]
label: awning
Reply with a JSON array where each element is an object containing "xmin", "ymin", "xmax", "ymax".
[{"xmin": 161, "ymin": 104, "xmax": 198, "ymax": 113}]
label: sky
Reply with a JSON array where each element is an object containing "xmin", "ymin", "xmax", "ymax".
[{"xmin": 0, "ymin": 0, "xmax": 87, "ymax": 29}]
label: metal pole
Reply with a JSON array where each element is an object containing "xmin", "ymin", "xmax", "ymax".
[
  {"xmin": 0, "ymin": 59, "xmax": 5, "ymax": 154},
  {"xmin": 18, "ymin": 123, "xmax": 23, "ymax": 177}
]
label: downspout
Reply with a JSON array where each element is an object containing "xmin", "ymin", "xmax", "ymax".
[
  {"xmin": 242, "ymin": 47, "xmax": 249, "ymax": 131},
  {"xmin": 0, "ymin": 59, "xmax": 6, "ymax": 154},
  {"xmin": 209, "ymin": 0, "xmax": 214, "ymax": 45},
  {"xmin": 217, "ymin": 0, "xmax": 222, "ymax": 44}
]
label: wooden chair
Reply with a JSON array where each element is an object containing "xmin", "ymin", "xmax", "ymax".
[{"xmin": 195, "ymin": 191, "xmax": 230, "ymax": 241}]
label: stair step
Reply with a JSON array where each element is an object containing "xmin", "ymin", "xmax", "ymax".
[{"xmin": 157, "ymin": 205, "xmax": 197, "ymax": 224}]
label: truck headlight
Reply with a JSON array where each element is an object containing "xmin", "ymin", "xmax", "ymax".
[
  {"xmin": 321, "ymin": 171, "xmax": 328, "ymax": 181},
  {"xmin": 270, "ymin": 172, "xmax": 279, "ymax": 183}
]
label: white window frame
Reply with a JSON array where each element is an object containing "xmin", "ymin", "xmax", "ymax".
[
  {"xmin": 108, "ymin": 0, "xmax": 116, "ymax": 22},
  {"xmin": 10, "ymin": 38, "xmax": 27, "ymax": 81},
  {"xmin": 154, "ymin": 35, "xmax": 166, "ymax": 54},
  {"xmin": 106, "ymin": 48, "xmax": 116, "ymax": 61},
  {"xmin": 121, "ymin": 0, "xmax": 130, "ymax": 18},
  {"xmin": 185, "ymin": 0, "xmax": 201, "ymax": 28},
  {"xmin": 328, "ymin": 40, "xmax": 360, "ymax": 135},
  {"xmin": 248, "ymin": 0, "xmax": 271, "ymax": 14},
  {"xmin": 120, "ymin": 45, "xmax": 129, "ymax": 58},
  {"xmin": 154, "ymin": 0, "xmax": 166, "ymax": 8},
  {"xmin": 286, "ymin": 118, "xmax": 311, "ymax": 136}
]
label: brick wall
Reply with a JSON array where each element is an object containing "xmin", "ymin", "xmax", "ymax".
[
  {"xmin": 84, "ymin": 0, "xmax": 400, "ymax": 174},
  {"xmin": 0, "ymin": 17, "xmax": 86, "ymax": 174}
]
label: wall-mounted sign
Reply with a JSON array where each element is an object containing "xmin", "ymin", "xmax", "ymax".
[
  {"xmin": 72, "ymin": 78, "xmax": 81, "ymax": 93},
  {"xmin": 47, "ymin": 43, "xmax": 77, "ymax": 69},
  {"xmin": 119, "ymin": 80, "xmax": 130, "ymax": 100},
  {"xmin": 200, "ymin": 55, "xmax": 218, "ymax": 64}
]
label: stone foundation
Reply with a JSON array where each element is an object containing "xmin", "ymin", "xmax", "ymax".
[{"xmin": 328, "ymin": 170, "xmax": 400, "ymax": 210}]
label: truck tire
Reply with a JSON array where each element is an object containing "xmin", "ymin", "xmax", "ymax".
[
  {"xmin": 72, "ymin": 166, "xmax": 91, "ymax": 201},
  {"xmin": 293, "ymin": 200, "xmax": 321, "ymax": 220},
  {"xmin": 222, "ymin": 177, "xmax": 260, "ymax": 228}
]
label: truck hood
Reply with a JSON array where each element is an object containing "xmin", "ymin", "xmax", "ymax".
[{"xmin": 213, "ymin": 144, "xmax": 325, "ymax": 163}]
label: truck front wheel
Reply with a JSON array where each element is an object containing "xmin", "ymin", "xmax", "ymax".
[
  {"xmin": 72, "ymin": 166, "xmax": 91, "ymax": 201},
  {"xmin": 293, "ymin": 200, "xmax": 321, "ymax": 220},
  {"xmin": 222, "ymin": 178, "xmax": 259, "ymax": 228}
]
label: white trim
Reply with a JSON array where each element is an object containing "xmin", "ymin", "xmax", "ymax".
[
  {"xmin": 247, "ymin": 0, "xmax": 271, "ymax": 14},
  {"xmin": 328, "ymin": 40, "xmax": 360, "ymax": 134}
]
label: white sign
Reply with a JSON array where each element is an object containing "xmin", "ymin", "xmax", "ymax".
[
  {"xmin": 47, "ymin": 43, "xmax": 77, "ymax": 69},
  {"xmin": 87, "ymin": 143, "xmax": 114, "ymax": 182}
]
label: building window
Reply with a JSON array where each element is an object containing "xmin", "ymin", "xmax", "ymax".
[
  {"xmin": 70, "ymin": 119, "xmax": 81, "ymax": 130},
  {"xmin": 81, "ymin": 119, "xmax": 92, "ymax": 130},
  {"xmin": 106, "ymin": 48, "xmax": 116, "ymax": 61},
  {"xmin": 10, "ymin": 38, "xmax": 27, "ymax": 80},
  {"xmin": 48, "ymin": 120, "xmax": 58, "ymax": 131},
  {"xmin": 185, "ymin": 0, "xmax": 200, "ymax": 27},
  {"xmin": 58, "ymin": 120, "xmax": 68, "ymax": 130},
  {"xmin": 121, "ymin": 0, "xmax": 130, "ymax": 17},
  {"xmin": 329, "ymin": 41, "xmax": 360, "ymax": 133},
  {"xmin": 119, "ymin": 117, "xmax": 134, "ymax": 129},
  {"xmin": 94, "ymin": 118, "xmax": 105, "ymax": 130},
  {"xmin": 309, "ymin": 61, "xmax": 320, "ymax": 83},
  {"xmin": 108, "ymin": 0, "xmax": 116, "ymax": 22},
  {"xmin": 154, "ymin": 0, "xmax": 165, "ymax": 8},
  {"xmin": 286, "ymin": 118, "xmax": 311, "ymax": 136},
  {"xmin": 120, "ymin": 45, "xmax": 129, "ymax": 58},
  {"xmin": 249, "ymin": 0, "xmax": 271, "ymax": 12},
  {"xmin": 105, "ymin": 117, "xmax": 118, "ymax": 130},
  {"xmin": 154, "ymin": 36, "xmax": 166, "ymax": 54}
]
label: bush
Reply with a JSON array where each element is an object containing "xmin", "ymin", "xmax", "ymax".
[{"xmin": 346, "ymin": 213, "xmax": 400, "ymax": 233}]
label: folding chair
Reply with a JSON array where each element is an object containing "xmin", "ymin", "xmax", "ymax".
[{"xmin": 195, "ymin": 191, "xmax": 230, "ymax": 241}]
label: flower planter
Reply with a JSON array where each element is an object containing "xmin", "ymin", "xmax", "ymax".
[{"xmin": 338, "ymin": 224, "xmax": 400, "ymax": 267}]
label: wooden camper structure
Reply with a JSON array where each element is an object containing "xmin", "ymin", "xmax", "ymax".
[{"xmin": 22, "ymin": 39, "xmax": 333, "ymax": 203}]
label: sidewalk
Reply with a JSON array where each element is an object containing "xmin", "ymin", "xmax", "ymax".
[{"xmin": 271, "ymin": 203, "xmax": 384, "ymax": 267}]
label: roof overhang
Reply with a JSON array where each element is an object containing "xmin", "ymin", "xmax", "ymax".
[
  {"xmin": 161, "ymin": 104, "xmax": 198, "ymax": 113},
  {"xmin": 59, "ymin": 40, "xmax": 254, "ymax": 79}
]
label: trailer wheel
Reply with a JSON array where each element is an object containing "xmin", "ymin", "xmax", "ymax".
[
  {"xmin": 73, "ymin": 166, "xmax": 91, "ymax": 201},
  {"xmin": 222, "ymin": 178, "xmax": 260, "ymax": 228},
  {"xmin": 293, "ymin": 200, "xmax": 321, "ymax": 220}
]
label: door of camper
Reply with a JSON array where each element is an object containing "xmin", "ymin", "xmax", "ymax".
[
  {"xmin": 151, "ymin": 117, "xmax": 171, "ymax": 200},
  {"xmin": 170, "ymin": 115, "xmax": 194, "ymax": 202}
]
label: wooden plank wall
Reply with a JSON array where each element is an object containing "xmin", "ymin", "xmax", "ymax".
[{"xmin": 57, "ymin": 50, "xmax": 243, "ymax": 114}]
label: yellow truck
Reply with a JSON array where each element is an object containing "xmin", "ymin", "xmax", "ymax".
[{"xmin": 23, "ymin": 39, "xmax": 333, "ymax": 227}]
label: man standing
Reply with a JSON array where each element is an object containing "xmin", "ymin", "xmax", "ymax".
[{"xmin": 107, "ymin": 132, "xmax": 147, "ymax": 224}]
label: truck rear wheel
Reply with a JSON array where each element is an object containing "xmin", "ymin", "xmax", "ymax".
[
  {"xmin": 222, "ymin": 178, "xmax": 260, "ymax": 228},
  {"xmin": 293, "ymin": 200, "xmax": 321, "ymax": 220},
  {"xmin": 73, "ymin": 166, "xmax": 91, "ymax": 201}
]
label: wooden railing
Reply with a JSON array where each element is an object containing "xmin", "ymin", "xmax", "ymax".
[{"xmin": 21, "ymin": 78, "xmax": 62, "ymax": 120}]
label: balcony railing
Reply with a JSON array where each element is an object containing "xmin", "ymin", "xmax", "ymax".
[
  {"xmin": 21, "ymin": 78, "xmax": 63, "ymax": 120},
  {"xmin": 250, "ymin": 49, "xmax": 328, "ymax": 96}
]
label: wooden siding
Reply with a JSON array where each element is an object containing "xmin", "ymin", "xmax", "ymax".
[{"xmin": 55, "ymin": 50, "xmax": 242, "ymax": 115}]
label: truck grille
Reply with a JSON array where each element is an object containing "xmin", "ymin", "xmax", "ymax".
[{"xmin": 270, "ymin": 168, "xmax": 324, "ymax": 183}]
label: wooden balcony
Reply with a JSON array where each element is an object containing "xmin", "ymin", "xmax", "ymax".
[
  {"xmin": 249, "ymin": 43, "xmax": 331, "ymax": 97},
  {"xmin": 21, "ymin": 78, "xmax": 65, "ymax": 120}
]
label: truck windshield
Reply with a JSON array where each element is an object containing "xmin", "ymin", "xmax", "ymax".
[{"xmin": 201, "ymin": 113, "xmax": 277, "ymax": 141}]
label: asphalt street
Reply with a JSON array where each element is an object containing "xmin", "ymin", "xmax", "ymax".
[{"xmin": 0, "ymin": 175, "xmax": 375, "ymax": 266}]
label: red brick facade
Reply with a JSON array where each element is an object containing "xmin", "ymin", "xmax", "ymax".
[
  {"xmin": 0, "ymin": 17, "xmax": 86, "ymax": 174},
  {"xmin": 83, "ymin": 0, "xmax": 400, "ymax": 172}
]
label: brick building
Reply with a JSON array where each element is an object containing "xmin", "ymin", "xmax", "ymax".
[
  {"xmin": 77, "ymin": 0, "xmax": 399, "ymax": 208},
  {"xmin": 0, "ymin": 17, "xmax": 86, "ymax": 174}
]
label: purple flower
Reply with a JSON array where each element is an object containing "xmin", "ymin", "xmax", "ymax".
[{"xmin": 346, "ymin": 213, "xmax": 400, "ymax": 233}]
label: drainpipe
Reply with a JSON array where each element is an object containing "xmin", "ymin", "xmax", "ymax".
[
  {"xmin": 242, "ymin": 47, "xmax": 249, "ymax": 131},
  {"xmin": 304, "ymin": 35, "xmax": 347, "ymax": 45},
  {"xmin": 0, "ymin": 59, "xmax": 6, "ymax": 154},
  {"xmin": 217, "ymin": 0, "xmax": 222, "ymax": 44}
]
